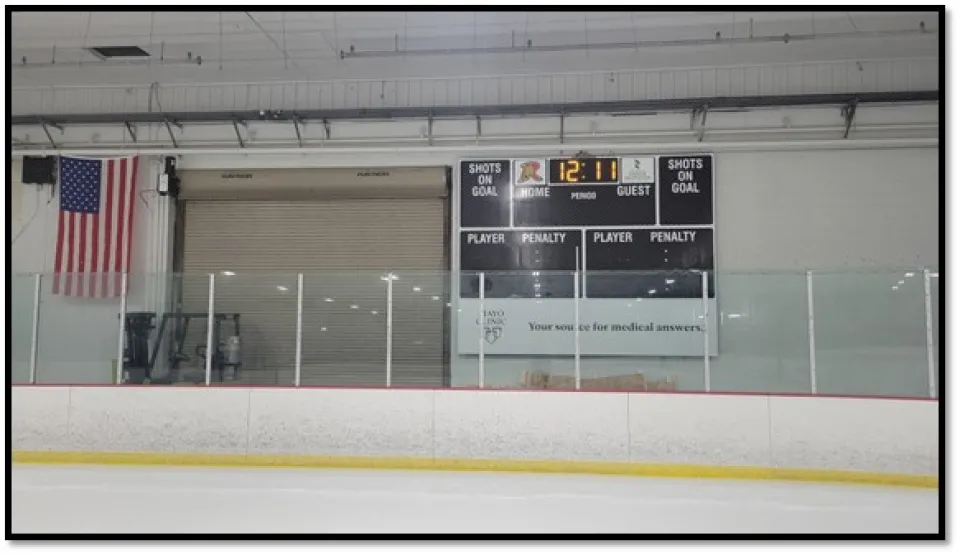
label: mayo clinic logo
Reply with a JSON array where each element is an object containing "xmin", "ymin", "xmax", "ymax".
[{"xmin": 477, "ymin": 309, "xmax": 506, "ymax": 344}]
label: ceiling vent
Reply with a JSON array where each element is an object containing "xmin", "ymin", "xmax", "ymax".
[{"xmin": 88, "ymin": 46, "xmax": 150, "ymax": 59}]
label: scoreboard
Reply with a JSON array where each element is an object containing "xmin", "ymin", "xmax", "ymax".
[
  {"xmin": 459, "ymin": 155, "xmax": 714, "ymax": 297},
  {"xmin": 455, "ymin": 154, "xmax": 717, "ymax": 357}
]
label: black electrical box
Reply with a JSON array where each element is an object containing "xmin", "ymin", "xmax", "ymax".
[{"xmin": 21, "ymin": 156, "xmax": 57, "ymax": 185}]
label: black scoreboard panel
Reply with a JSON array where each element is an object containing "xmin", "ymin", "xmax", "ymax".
[
  {"xmin": 585, "ymin": 228, "xmax": 714, "ymax": 299},
  {"xmin": 459, "ymin": 230, "xmax": 581, "ymax": 299},
  {"xmin": 459, "ymin": 160, "xmax": 511, "ymax": 228},
  {"xmin": 586, "ymin": 228, "xmax": 714, "ymax": 271},
  {"xmin": 458, "ymin": 155, "xmax": 715, "ymax": 299},
  {"xmin": 460, "ymin": 230, "xmax": 582, "ymax": 271},
  {"xmin": 658, "ymin": 155, "xmax": 713, "ymax": 225},
  {"xmin": 513, "ymin": 184, "xmax": 656, "ymax": 227}
]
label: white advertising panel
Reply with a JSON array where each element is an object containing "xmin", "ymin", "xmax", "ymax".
[{"xmin": 457, "ymin": 298, "xmax": 719, "ymax": 356}]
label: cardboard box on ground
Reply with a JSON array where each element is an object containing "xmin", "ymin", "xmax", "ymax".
[{"xmin": 516, "ymin": 371, "xmax": 677, "ymax": 391}]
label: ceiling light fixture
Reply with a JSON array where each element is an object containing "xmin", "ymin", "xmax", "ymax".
[{"xmin": 88, "ymin": 46, "xmax": 151, "ymax": 59}]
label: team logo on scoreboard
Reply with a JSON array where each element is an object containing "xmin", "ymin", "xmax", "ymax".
[
  {"xmin": 513, "ymin": 159, "xmax": 545, "ymax": 186},
  {"xmin": 621, "ymin": 157, "xmax": 655, "ymax": 184}
]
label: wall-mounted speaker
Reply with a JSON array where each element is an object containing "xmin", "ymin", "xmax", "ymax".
[
  {"xmin": 158, "ymin": 155, "xmax": 181, "ymax": 198},
  {"xmin": 21, "ymin": 156, "xmax": 57, "ymax": 185}
]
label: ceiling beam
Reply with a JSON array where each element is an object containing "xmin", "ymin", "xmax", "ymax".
[
  {"xmin": 8, "ymin": 137, "xmax": 939, "ymax": 158},
  {"xmin": 292, "ymin": 115, "xmax": 304, "ymax": 147},
  {"xmin": 124, "ymin": 121, "xmax": 137, "ymax": 143},
  {"xmin": 232, "ymin": 120, "xmax": 246, "ymax": 148},
  {"xmin": 40, "ymin": 120, "xmax": 62, "ymax": 149},
  {"xmin": 163, "ymin": 118, "xmax": 182, "ymax": 148},
  {"xmin": 842, "ymin": 98, "xmax": 860, "ymax": 139},
  {"xmin": 9, "ymin": 91, "xmax": 938, "ymax": 127}
]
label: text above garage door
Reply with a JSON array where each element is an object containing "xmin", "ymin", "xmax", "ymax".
[{"xmin": 178, "ymin": 167, "xmax": 448, "ymax": 200}]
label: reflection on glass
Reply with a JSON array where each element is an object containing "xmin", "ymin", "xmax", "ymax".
[
  {"xmin": 300, "ymin": 273, "xmax": 389, "ymax": 387},
  {"xmin": 813, "ymin": 271, "xmax": 927, "ymax": 397},
  {"xmin": 11, "ymin": 269, "xmax": 936, "ymax": 399},
  {"xmin": 35, "ymin": 273, "xmax": 123, "ymax": 384},
  {"xmin": 390, "ymin": 271, "xmax": 448, "ymax": 387},
  {"xmin": 209, "ymin": 273, "xmax": 298, "ymax": 386},
  {"xmin": 456, "ymin": 271, "xmax": 576, "ymax": 388},
  {"xmin": 586, "ymin": 270, "xmax": 713, "ymax": 299},
  {"xmin": 710, "ymin": 272, "xmax": 810, "ymax": 394},
  {"xmin": 11, "ymin": 274, "xmax": 36, "ymax": 384}
]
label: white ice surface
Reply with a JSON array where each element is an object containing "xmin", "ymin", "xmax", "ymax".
[{"xmin": 11, "ymin": 465, "xmax": 938, "ymax": 534}]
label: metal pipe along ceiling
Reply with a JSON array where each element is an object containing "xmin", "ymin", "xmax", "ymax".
[
  {"xmin": 9, "ymin": 138, "xmax": 938, "ymax": 158},
  {"xmin": 8, "ymin": 91, "xmax": 940, "ymax": 126},
  {"xmin": 339, "ymin": 27, "xmax": 937, "ymax": 59}
]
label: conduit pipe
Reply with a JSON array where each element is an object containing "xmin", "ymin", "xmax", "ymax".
[
  {"xmin": 9, "ymin": 137, "xmax": 938, "ymax": 158},
  {"xmin": 340, "ymin": 27, "xmax": 938, "ymax": 59}
]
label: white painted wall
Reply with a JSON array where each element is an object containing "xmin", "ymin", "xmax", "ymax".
[
  {"xmin": 11, "ymin": 386, "xmax": 939, "ymax": 477},
  {"xmin": 9, "ymin": 156, "xmax": 176, "ymax": 384},
  {"xmin": 715, "ymin": 147, "xmax": 938, "ymax": 269}
]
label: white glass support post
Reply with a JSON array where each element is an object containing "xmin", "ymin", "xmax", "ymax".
[
  {"xmin": 386, "ymin": 274, "xmax": 394, "ymax": 388},
  {"xmin": 205, "ymin": 273, "xmax": 215, "ymax": 386},
  {"xmin": 478, "ymin": 271, "xmax": 485, "ymax": 389},
  {"xmin": 116, "ymin": 273, "xmax": 129, "ymax": 385},
  {"xmin": 580, "ymin": 241, "xmax": 587, "ymax": 300},
  {"xmin": 295, "ymin": 273, "xmax": 304, "ymax": 387},
  {"xmin": 923, "ymin": 268, "xmax": 936, "ymax": 398},
  {"xmin": 574, "ymin": 247, "xmax": 581, "ymax": 390},
  {"xmin": 29, "ymin": 273, "xmax": 41, "ymax": 384},
  {"xmin": 701, "ymin": 270, "xmax": 711, "ymax": 392},
  {"xmin": 806, "ymin": 270, "xmax": 818, "ymax": 394}
]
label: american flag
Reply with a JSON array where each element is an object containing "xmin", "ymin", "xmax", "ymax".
[{"xmin": 53, "ymin": 156, "xmax": 139, "ymax": 297}]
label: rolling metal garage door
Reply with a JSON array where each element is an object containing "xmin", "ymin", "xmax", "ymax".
[{"xmin": 177, "ymin": 167, "xmax": 449, "ymax": 387}]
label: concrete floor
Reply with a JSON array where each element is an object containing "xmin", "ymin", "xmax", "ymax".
[{"xmin": 11, "ymin": 465, "xmax": 939, "ymax": 534}]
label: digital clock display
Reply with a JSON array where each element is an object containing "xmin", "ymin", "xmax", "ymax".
[{"xmin": 548, "ymin": 157, "xmax": 619, "ymax": 184}]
